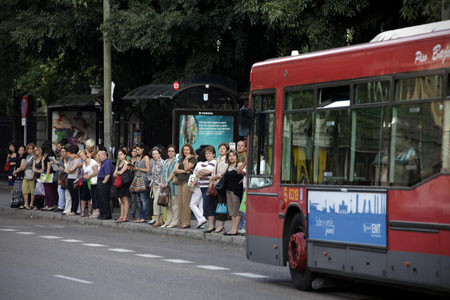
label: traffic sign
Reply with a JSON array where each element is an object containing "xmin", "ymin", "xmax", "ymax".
[
  {"xmin": 21, "ymin": 96, "xmax": 28, "ymax": 118},
  {"xmin": 173, "ymin": 81, "xmax": 180, "ymax": 91}
]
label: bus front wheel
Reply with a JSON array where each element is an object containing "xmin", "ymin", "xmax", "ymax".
[{"xmin": 288, "ymin": 213, "xmax": 313, "ymax": 291}]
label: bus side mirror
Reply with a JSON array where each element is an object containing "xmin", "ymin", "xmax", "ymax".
[{"xmin": 239, "ymin": 107, "xmax": 252, "ymax": 137}]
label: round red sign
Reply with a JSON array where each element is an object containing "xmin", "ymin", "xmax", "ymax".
[
  {"xmin": 173, "ymin": 81, "xmax": 180, "ymax": 91},
  {"xmin": 21, "ymin": 96, "xmax": 28, "ymax": 118}
]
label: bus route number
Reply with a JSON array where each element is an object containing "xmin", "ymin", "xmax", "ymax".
[{"xmin": 283, "ymin": 187, "xmax": 303, "ymax": 205}]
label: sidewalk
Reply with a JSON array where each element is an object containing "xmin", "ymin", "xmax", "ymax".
[{"xmin": 0, "ymin": 180, "xmax": 245, "ymax": 247}]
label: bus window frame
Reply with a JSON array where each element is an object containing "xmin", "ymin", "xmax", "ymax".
[
  {"xmin": 248, "ymin": 89, "xmax": 276, "ymax": 189},
  {"xmin": 279, "ymin": 69, "xmax": 447, "ymax": 189}
]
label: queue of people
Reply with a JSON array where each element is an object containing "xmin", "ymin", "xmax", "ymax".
[{"xmin": 4, "ymin": 139, "xmax": 248, "ymax": 235}]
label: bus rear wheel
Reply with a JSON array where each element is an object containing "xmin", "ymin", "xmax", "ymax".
[{"xmin": 288, "ymin": 213, "xmax": 313, "ymax": 291}]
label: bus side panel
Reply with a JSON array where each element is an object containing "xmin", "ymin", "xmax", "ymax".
[{"xmin": 388, "ymin": 176, "xmax": 450, "ymax": 226}]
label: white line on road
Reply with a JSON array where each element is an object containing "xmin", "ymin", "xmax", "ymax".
[
  {"xmin": 233, "ymin": 273, "xmax": 269, "ymax": 279},
  {"xmin": 162, "ymin": 259, "xmax": 193, "ymax": 264},
  {"xmin": 61, "ymin": 239, "xmax": 83, "ymax": 243},
  {"xmin": 83, "ymin": 243, "xmax": 107, "ymax": 247},
  {"xmin": 108, "ymin": 248, "xmax": 135, "ymax": 253},
  {"xmin": 16, "ymin": 232, "xmax": 35, "ymax": 235},
  {"xmin": 196, "ymin": 265, "xmax": 230, "ymax": 271},
  {"xmin": 135, "ymin": 254, "xmax": 163, "ymax": 259},
  {"xmin": 53, "ymin": 275, "xmax": 93, "ymax": 284},
  {"xmin": 0, "ymin": 229, "xmax": 18, "ymax": 232},
  {"xmin": 40, "ymin": 235, "xmax": 62, "ymax": 239}
]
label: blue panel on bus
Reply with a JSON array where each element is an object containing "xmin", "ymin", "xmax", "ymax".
[{"xmin": 308, "ymin": 191, "xmax": 387, "ymax": 247}]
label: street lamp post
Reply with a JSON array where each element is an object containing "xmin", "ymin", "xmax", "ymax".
[{"xmin": 103, "ymin": 0, "xmax": 112, "ymax": 152}]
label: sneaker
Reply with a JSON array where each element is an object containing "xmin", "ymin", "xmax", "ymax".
[
  {"xmin": 238, "ymin": 229, "xmax": 246, "ymax": 234},
  {"xmin": 148, "ymin": 219, "xmax": 156, "ymax": 225},
  {"xmin": 66, "ymin": 212, "xmax": 76, "ymax": 216},
  {"xmin": 32, "ymin": 207, "xmax": 39, "ymax": 211}
]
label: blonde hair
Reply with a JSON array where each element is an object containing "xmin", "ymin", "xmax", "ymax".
[
  {"xmin": 85, "ymin": 139, "xmax": 95, "ymax": 149},
  {"xmin": 78, "ymin": 150, "xmax": 88, "ymax": 157}
]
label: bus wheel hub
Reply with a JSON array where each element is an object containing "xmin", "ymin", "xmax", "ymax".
[{"xmin": 289, "ymin": 231, "xmax": 306, "ymax": 271}]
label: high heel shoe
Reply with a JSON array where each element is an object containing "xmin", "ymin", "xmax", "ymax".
[{"xmin": 214, "ymin": 227, "xmax": 224, "ymax": 233}]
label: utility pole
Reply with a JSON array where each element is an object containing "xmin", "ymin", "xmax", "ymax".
[{"xmin": 103, "ymin": 0, "xmax": 112, "ymax": 152}]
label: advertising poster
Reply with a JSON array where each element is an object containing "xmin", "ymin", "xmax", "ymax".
[
  {"xmin": 52, "ymin": 111, "xmax": 96, "ymax": 149},
  {"xmin": 178, "ymin": 113, "xmax": 234, "ymax": 152},
  {"xmin": 308, "ymin": 191, "xmax": 387, "ymax": 247}
]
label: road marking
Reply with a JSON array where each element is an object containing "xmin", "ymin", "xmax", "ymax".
[
  {"xmin": 135, "ymin": 254, "xmax": 163, "ymax": 259},
  {"xmin": 40, "ymin": 235, "xmax": 62, "ymax": 239},
  {"xmin": 108, "ymin": 248, "xmax": 135, "ymax": 253},
  {"xmin": 83, "ymin": 243, "xmax": 107, "ymax": 247},
  {"xmin": 53, "ymin": 275, "xmax": 92, "ymax": 284},
  {"xmin": 16, "ymin": 232, "xmax": 35, "ymax": 235},
  {"xmin": 233, "ymin": 273, "xmax": 269, "ymax": 279},
  {"xmin": 162, "ymin": 259, "xmax": 192, "ymax": 264},
  {"xmin": 196, "ymin": 265, "xmax": 230, "ymax": 271},
  {"xmin": 0, "ymin": 229, "xmax": 18, "ymax": 232},
  {"xmin": 61, "ymin": 239, "xmax": 83, "ymax": 243}
]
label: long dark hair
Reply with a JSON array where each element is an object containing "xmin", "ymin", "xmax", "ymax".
[{"xmin": 8, "ymin": 142, "xmax": 17, "ymax": 154}]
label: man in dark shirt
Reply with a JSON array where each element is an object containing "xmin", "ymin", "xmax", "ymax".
[{"xmin": 97, "ymin": 150, "xmax": 113, "ymax": 219}]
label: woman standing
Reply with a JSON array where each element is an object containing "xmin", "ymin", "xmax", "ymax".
[
  {"xmin": 174, "ymin": 144, "xmax": 196, "ymax": 229},
  {"xmin": 6, "ymin": 142, "xmax": 18, "ymax": 194},
  {"xmin": 32, "ymin": 147, "xmax": 45, "ymax": 209},
  {"xmin": 11, "ymin": 146, "xmax": 26, "ymax": 208},
  {"xmin": 65, "ymin": 144, "xmax": 81, "ymax": 216},
  {"xmin": 80, "ymin": 150, "xmax": 99, "ymax": 218},
  {"xmin": 113, "ymin": 149, "xmax": 131, "ymax": 223},
  {"xmin": 189, "ymin": 149, "xmax": 208, "ymax": 229},
  {"xmin": 56, "ymin": 147, "xmax": 68, "ymax": 212},
  {"xmin": 128, "ymin": 147, "xmax": 139, "ymax": 220},
  {"xmin": 161, "ymin": 145, "xmax": 179, "ymax": 228},
  {"xmin": 150, "ymin": 147, "xmax": 164, "ymax": 227},
  {"xmin": 210, "ymin": 143, "xmax": 230, "ymax": 233},
  {"xmin": 222, "ymin": 150, "xmax": 244, "ymax": 235},
  {"xmin": 134, "ymin": 144, "xmax": 151, "ymax": 223},
  {"xmin": 42, "ymin": 144, "xmax": 59, "ymax": 211}
]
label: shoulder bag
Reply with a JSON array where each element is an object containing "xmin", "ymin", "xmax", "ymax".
[
  {"xmin": 157, "ymin": 186, "xmax": 170, "ymax": 207},
  {"xmin": 4, "ymin": 161, "xmax": 10, "ymax": 172},
  {"xmin": 130, "ymin": 172, "xmax": 146, "ymax": 192},
  {"xmin": 73, "ymin": 169, "xmax": 83, "ymax": 190},
  {"xmin": 121, "ymin": 168, "xmax": 134, "ymax": 185}
]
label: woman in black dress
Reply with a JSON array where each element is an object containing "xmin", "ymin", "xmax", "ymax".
[{"xmin": 113, "ymin": 149, "xmax": 131, "ymax": 223}]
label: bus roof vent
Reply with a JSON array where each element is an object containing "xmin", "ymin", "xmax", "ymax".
[
  {"xmin": 291, "ymin": 50, "xmax": 300, "ymax": 56},
  {"xmin": 370, "ymin": 20, "xmax": 450, "ymax": 42}
]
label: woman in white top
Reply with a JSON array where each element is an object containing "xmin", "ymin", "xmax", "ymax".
[{"xmin": 80, "ymin": 150, "xmax": 99, "ymax": 218}]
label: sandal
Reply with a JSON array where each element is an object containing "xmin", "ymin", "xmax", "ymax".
[
  {"xmin": 122, "ymin": 218, "xmax": 128, "ymax": 222},
  {"xmin": 114, "ymin": 218, "xmax": 123, "ymax": 223}
]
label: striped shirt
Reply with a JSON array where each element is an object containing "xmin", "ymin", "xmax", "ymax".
[{"xmin": 194, "ymin": 159, "xmax": 216, "ymax": 188}]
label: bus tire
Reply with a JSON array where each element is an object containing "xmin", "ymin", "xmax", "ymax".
[{"xmin": 288, "ymin": 213, "xmax": 313, "ymax": 291}]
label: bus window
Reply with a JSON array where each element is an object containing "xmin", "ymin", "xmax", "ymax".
[
  {"xmin": 355, "ymin": 81, "xmax": 389, "ymax": 104},
  {"xmin": 281, "ymin": 112, "xmax": 314, "ymax": 184},
  {"xmin": 389, "ymin": 102, "xmax": 443, "ymax": 186},
  {"xmin": 319, "ymin": 85, "xmax": 350, "ymax": 108},
  {"xmin": 349, "ymin": 107, "xmax": 391, "ymax": 186},
  {"xmin": 285, "ymin": 89, "xmax": 314, "ymax": 109},
  {"xmin": 314, "ymin": 109, "xmax": 351, "ymax": 185},
  {"xmin": 395, "ymin": 75, "xmax": 442, "ymax": 101},
  {"xmin": 249, "ymin": 92, "xmax": 275, "ymax": 188}
]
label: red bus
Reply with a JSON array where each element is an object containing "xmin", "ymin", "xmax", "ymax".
[{"xmin": 245, "ymin": 21, "xmax": 450, "ymax": 293}]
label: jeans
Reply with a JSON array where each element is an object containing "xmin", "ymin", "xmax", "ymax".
[
  {"xmin": 57, "ymin": 185, "xmax": 66, "ymax": 209},
  {"xmin": 129, "ymin": 192, "xmax": 139, "ymax": 219},
  {"xmin": 91, "ymin": 185, "xmax": 98, "ymax": 210},
  {"xmin": 137, "ymin": 188, "xmax": 149, "ymax": 220},
  {"xmin": 238, "ymin": 212, "xmax": 246, "ymax": 231}
]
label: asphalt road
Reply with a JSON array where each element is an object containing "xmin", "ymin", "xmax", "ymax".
[{"xmin": 0, "ymin": 185, "xmax": 447, "ymax": 300}]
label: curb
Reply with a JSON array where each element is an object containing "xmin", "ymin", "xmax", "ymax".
[{"xmin": 0, "ymin": 206, "xmax": 246, "ymax": 248}]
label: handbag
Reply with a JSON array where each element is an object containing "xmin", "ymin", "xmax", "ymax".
[
  {"xmin": 216, "ymin": 203, "xmax": 227, "ymax": 214},
  {"xmin": 121, "ymin": 169, "xmax": 134, "ymax": 185},
  {"xmin": 215, "ymin": 177, "xmax": 224, "ymax": 191},
  {"xmin": 73, "ymin": 178, "xmax": 83, "ymax": 189},
  {"xmin": 172, "ymin": 175, "xmax": 178, "ymax": 185},
  {"xmin": 25, "ymin": 169, "xmax": 34, "ymax": 180},
  {"xmin": 130, "ymin": 173, "xmax": 146, "ymax": 192},
  {"xmin": 206, "ymin": 181, "xmax": 217, "ymax": 196},
  {"xmin": 60, "ymin": 173, "xmax": 68, "ymax": 189},
  {"xmin": 113, "ymin": 175, "xmax": 123, "ymax": 189},
  {"xmin": 157, "ymin": 186, "xmax": 170, "ymax": 207},
  {"xmin": 4, "ymin": 161, "xmax": 10, "ymax": 172},
  {"xmin": 187, "ymin": 174, "xmax": 195, "ymax": 187}
]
